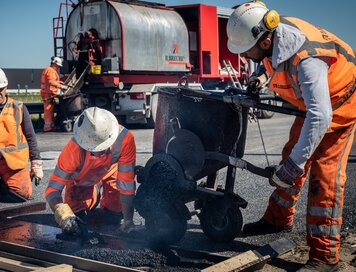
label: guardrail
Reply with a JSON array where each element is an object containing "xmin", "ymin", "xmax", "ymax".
[{"xmin": 25, "ymin": 102, "xmax": 59, "ymax": 115}]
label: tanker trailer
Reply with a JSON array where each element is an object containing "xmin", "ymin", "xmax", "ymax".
[
  {"xmin": 63, "ymin": 0, "xmax": 194, "ymax": 126},
  {"xmin": 55, "ymin": 0, "xmax": 248, "ymax": 126}
]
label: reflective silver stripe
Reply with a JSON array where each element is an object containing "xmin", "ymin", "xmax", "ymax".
[
  {"xmin": 48, "ymin": 180, "xmax": 65, "ymax": 191},
  {"xmin": 14, "ymin": 100, "xmax": 21, "ymax": 148},
  {"xmin": 307, "ymin": 224, "xmax": 341, "ymax": 237},
  {"xmin": 0, "ymin": 142, "xmax": 29, "ymax": 153},
  {"xmin": 283, "ymin": 187, "xmax": 301, "ymax": 196},
  {"xmin": 117, "ymin": 179, "xmax": 136, "ymax": 191},
  {"xmin": 120, "ymin": 194, "xmax": 134, "ymax": 205},
  {"xmin": 46, "ymin": 191, "xmax": 62, "ymax": 203},
  {"xmin": 71, "ymin": 138, "xmax": 86, "ymax": 181},
  {"xmin": 308, "ymin": 206, "xmax": 343, "ymax": 219},
  {"xmin": 111, "ymin": 127, "xmax": 128, "ymax": 163},
  {"xmin": 80, "ymin": 165, "xmax": 111, "ymax": 186},
  {"xmin": 4, "ymin": 103, "xmax": 15, "ymax": 108},
  {"xmin": 118, "ymin": 163, "xmax": 135, "ymax": 173},
  {"xmin": 271, "ymin": 191, "xmax": 296, "ymax": 208},
  {"xmin": 53, "ymin": 166, "xmax": 72, "ymax": 179},
  {"xmin": 330, "ymin": 239, "xmax": 337, "ymax": 263}
]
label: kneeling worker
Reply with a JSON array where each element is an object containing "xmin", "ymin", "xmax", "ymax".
[
  {"xmin": 0, "ymin": 68, "xmax": 43, "ymax": 202},
  {"xmin": 45, "ymin": 107, "xmax": 136, "ymax": 234}
]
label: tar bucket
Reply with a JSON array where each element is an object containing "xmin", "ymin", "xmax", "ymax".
[{"xmin": 153, "ymin": 87, "xmax": 248, "ymax": 180}]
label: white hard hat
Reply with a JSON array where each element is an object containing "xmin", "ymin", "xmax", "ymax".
[
  {"xmin": 227, "ymin": 2, "xmax": 279, "ymax": 54},
  {"xmin": 0, "ymin": 68, "xmax": 8, "ymax": 88},
  {"xmin": 73, "ymin": 107, "xmax": 119, "ymax": 152},
  {"xmin": 51, "ymin": 56, "xmax": 63, "ymax": 67}
]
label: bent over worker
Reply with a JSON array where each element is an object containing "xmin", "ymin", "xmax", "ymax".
[
  {"xmin": 45, "ymin": 107, "xmax": 137, "ymax": 234},
  {"xmin": 40, "ymin": 57, "xmax": 68, "ymax": 132},
  {"xmin": 227, "ymin": 2, "xmax": 356, "ymax": 272},
  {"xmin": 0, "ymin": 68, "xmax": 43, "ymax": 202}
]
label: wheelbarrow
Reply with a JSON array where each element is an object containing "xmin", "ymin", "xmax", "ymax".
[{"xmin": 134, "ymin": 86, "xmax": 305, "ymax": 245}]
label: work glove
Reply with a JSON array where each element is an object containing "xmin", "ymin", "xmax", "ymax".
[
  {"xmin": 119, "ymin": 219, "xmax": 136, "ymax": 233},
  {"xmin": 269, "ymin": 157, "xmax": 304, "ymax": 189},
  {"xmin": 30, "ymin": 160, "xmax": 43, "ymax": 186},
  {"xmin": 54, "ymin": 203, "xmax": 80, "ymax": 234},
  {"xmin": 247, "ymin": 72, "xmax": 268, "ymax": 93}
]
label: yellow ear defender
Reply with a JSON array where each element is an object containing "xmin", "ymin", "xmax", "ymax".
[
  {"xmin": 253, "ymin": 1, "xmax": 280, "ymax": 30},
  {"xmin": 264, "ymin": 9, "xmax": 280, "ymax": 30}
]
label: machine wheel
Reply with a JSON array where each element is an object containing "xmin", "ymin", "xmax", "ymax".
[
  {"xmin": 61, "ymin": 120, "xmax": 73, "ymax": 132},
  {"xmin": 258, "ymin": 89, "xmax": 276, "ymax": 119},
  {"xmin": 200, "ymin": 198, "xmax": 242, "ymax": 243},
  {"xmin": 145, "ymin": 204, "xmax": 187, "ymax": 245}
]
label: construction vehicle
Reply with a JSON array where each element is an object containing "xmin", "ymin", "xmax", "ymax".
[{"xmin": 54, "ymin": 0, "xmax": 249, "ymax": 126}]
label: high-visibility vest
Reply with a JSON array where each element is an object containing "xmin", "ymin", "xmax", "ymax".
[
  {"xmin": 263, "ymin": 17, "xmax": 356, "ymax": 130},
  {"xmin": 46, "ymin": 125, "xmax": 136, "ymax": 205},
  {"xmin": 40, "ymin": 66, "xmax": 61, "ymax": 94},
  {"xmin": 0, "ymin": 98, "xmax": 29, "ymax": 170}
]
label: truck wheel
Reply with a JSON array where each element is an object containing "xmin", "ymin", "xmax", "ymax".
[
  {"xmin": 145, "ymin": 205, "xmax": 187, "ymax": 245},
  {"xmin": 258, "ymin": 89, "xmax": 276, "ymax": 119},
  {"xmin": 259, "ymin": 108, "xmax": 275, "ymax": 119},
  {"xmin": 200, "ymin": 198, "xmax": 242, "ymax": 242}
]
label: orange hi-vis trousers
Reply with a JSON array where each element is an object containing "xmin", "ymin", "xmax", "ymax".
[
  {"xmin": 0, "ymin": 159, "xmax": 32, "ymax": 199},
  {"xmin": 264, "ymin": 117, "xmax": 355, "ymax": 264},
  {"xmin": 40, "ymin": 91, "xmax": 57, "ymax": 132}
]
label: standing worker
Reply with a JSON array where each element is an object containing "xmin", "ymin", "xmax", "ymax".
[
  {"xmin": 0, "ymin": 68, "xmax": 43, "ymax": 202},
  {"xmin": 45, "ymin": 107, "xmax": 137, "ymax": 234},
  {"xmin": 227, "ymin": 2, "xmax": 356, "ymax": 271},
  {"xmin": 40, "ymin": 57, "xmax": 68, "ymax": 132}
]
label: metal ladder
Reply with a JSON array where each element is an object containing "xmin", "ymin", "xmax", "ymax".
[{"xmin": 222, "ymin": 59, "xmax": 243, "ymax": 88}]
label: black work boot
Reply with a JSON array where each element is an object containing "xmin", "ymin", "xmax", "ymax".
[
  {"xmin": 243, "ymin": 218, "xmax": 292, "ymax": 236},
  {"xmin": 103, "ymin": 208, "xmax": 123, "ymax": 225},
  {"xmin": 297, "ymin": 260, "xmax": 339, "ymax": 272}
]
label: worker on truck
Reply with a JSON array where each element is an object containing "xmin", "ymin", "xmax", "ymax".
[
  {"xmin": 45, "ymin": 107, "xmax": 137, "ymax": 234},
  {"xmin": 40, "ymin": 57, "xmax": 68, "ymax": 132},
  {"xmin": 0, "ymin": 68, "xmax": 43, "ymax": 202},
  {"xmin": 227, "ymin": 2, "xmax": 356, "ymax": 272}
]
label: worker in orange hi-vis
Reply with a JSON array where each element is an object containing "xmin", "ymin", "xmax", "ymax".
[
  {"xmin": 40, "ymin": 57, "xmax": 68, "ymax": 132},
  {"xmin": 0, "ymin": 68, "xmax": 43, "ymax": 202},
  {"xmin": 45, "ymin": 107, "xmax": 137, "ymax": 234},
  {"xmin": 227, "ymin": 2, "xmax": 356, "ymax": 272}
]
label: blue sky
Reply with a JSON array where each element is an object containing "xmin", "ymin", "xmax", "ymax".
[{"xmin": 0, "ymin": 0, "xmax": 355, "ymax": 68}]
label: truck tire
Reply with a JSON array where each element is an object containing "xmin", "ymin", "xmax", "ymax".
[
  {"xmin": 258, "ymin": 89, "xmax": 276, "ymax": 119},
  {"xmin": 199, "ymin": 198, "xmax": 242, "ymax": 242}
]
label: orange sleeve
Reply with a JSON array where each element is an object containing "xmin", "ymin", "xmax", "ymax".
[
  {"xmin": 117, "ymin": 131, "xmax": 136, "ymax": 200},
  {"xmin": 45, "ymin": 139, "xmax": 82, "ymax": 205}
]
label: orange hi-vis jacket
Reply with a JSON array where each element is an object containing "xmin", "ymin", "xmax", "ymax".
[
  {"xmin": 40, "ymin": 66, "xmax": 61, "ymax": 95},
  {"xmin": 45, "ymin": 125, "xmax": 136, "ymax": 207},
  {"xmin": 0, "ymin": 98, "xmax": 29, "ymax": 170},
  {"xmin": 263, "ymin": 17, "xmax": 356, "ymax": 131}
]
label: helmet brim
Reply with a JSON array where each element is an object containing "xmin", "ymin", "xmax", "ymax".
[
  {"xmin": 227, "ymin": 39, "xmax": 253, "ymax": 55},
  {"xmin": 0, "ymin": 83, "xmax": 7, "ymax": 88},
  {"xmin": 73, "ymin": 113, "xmax": 119, "ymax": 152}
]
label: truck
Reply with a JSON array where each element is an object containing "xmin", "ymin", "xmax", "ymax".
[{"xmin": 54, "ymin": 0, "xmax": 249, "ymax": 126}]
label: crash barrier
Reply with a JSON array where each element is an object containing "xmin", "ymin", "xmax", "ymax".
[{"xmin": 25, "ymin": 102, "xmax": 59, "ymax": 115}]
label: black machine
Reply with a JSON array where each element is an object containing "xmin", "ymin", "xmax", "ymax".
[
  {"xmin": 56, "ymin": 93, "xmax": 86, "ymax": 132},
  {"xmin": 134, "ymin": 85, "xmax": 305, "ymax": 245}
]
